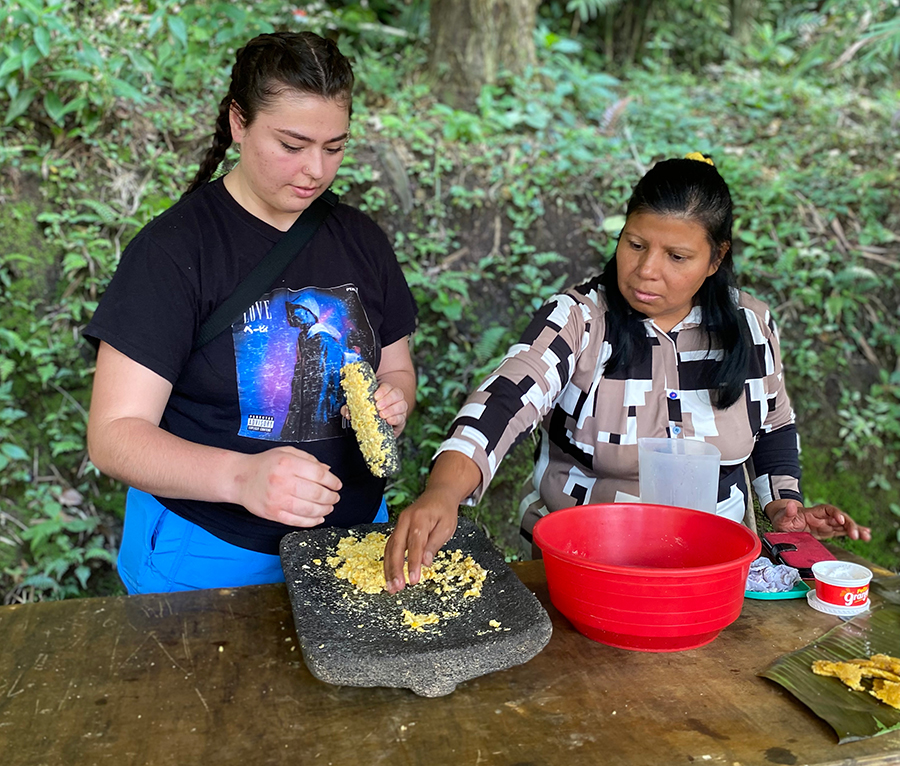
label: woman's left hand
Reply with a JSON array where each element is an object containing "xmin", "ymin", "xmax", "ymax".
[
  {"xmin": 373, "ymin": 335, "xmax": 416, "ymax": 436},
  {"xmin": 340, "ymin": 382, "xmax": 409, "ymax": 435},
  {"xmin": 373, "ymin": 382, "xmax": 409, "ymax": 435},
  {"xmin": 766, "ymin": 499, "xmax": 872, "ymax": 541}
]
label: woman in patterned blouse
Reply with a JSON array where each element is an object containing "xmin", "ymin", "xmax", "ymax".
[{"xmin": 384, "ymin": 155, "xmax": 870, "ymax": 593}]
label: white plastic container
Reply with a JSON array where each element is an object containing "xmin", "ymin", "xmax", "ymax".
[
  {"xmin": 807, "ymin": 560, "xmax": 872, "ymax": 617},
  {"xmin": 638, "ymin": 438, "xmax": 721, "ymax": 514}
]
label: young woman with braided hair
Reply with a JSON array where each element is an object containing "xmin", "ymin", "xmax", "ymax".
[{"xmin": 86, "ymin": 32, "xmax": 417, "ymax": 594}]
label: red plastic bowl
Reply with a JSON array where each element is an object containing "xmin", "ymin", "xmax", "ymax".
[{"xmin": 532, "ymin": 503, "xmax": 761, "ymax": 652}]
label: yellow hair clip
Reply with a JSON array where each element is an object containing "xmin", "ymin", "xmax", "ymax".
[{"xmin": 684, "ymin": 151, "xmax": 714, "ymax": 166}]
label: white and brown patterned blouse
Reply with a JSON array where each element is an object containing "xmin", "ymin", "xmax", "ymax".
[{"xmin": 436, "ymin": 275, "xmax": 803, "ymax": 543}]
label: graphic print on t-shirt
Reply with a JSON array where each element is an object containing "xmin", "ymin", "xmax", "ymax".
[{"xmin": 233, "ymin": 284, "xmax": 375, "ymax": 442}]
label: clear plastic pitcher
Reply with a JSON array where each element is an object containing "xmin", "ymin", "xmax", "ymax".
[{"xmin": 638, "ymin": 438, "xmax": 721, "ymax": 514}]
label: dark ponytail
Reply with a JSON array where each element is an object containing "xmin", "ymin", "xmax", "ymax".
[
  {"xmin": 184, "ymin": 31, "xmax": 355, "ymax": 196},
  {"xmin": 602, "ymin": 157, "xmax": 750, "ymax": 409}
]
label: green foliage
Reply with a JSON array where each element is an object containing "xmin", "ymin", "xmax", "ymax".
[
  {"xmin": 799, "ymin": 0, "xmax": 900, "ymax": 82},
  {"xmin": 540, "ymin": 0, "xmax": 900, "ymax": 82},
  {"xmin": 2, "ymin": 0, "xmax": 899, "ymax": 599},
  {"xmin": 2, "ymin": 0, "xmax": 155, "ymax": 130},
  {"xmin": 800, "ymin": 441, "xmax": 900, "ymax": 564},
  {"xmin": 0, "ymin": 0, "xmax": 300, "ymax": 132},
  {"xmin": 12, "ymin": 493, "xmax": 115, "ymax": 599},
  {"xmin": 566, "ymin": 0, "xmax": 621, "ymax": 24},
  {"xmin": 838, "ymin": 374, "xmax": 900, "ymax": 493}
]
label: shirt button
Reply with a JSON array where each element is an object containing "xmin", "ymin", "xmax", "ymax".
[
  {"xmin": 673, "ymin": 426, "xmax": 682, "ymax": 435},
  {"xmin": 668, "ymin": 391, "xmax": 678, "ymax": 400}
]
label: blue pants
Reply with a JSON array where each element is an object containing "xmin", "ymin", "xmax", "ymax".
[{"xmin": 117, "ymin": 488, "xmax": 388, "ymax": 594}]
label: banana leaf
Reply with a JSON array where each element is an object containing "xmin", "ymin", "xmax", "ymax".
[
  {"xmin": 760, "ymin": 585, "xmax": 900, "ymax": 744},
  {"xmin": 872, "ymin": 575, "xmax": 900, "ymax": 606}
]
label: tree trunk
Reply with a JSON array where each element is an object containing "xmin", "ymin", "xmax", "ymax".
[
  {"xmin": 729, "ymin": 0, "xmax": 756, "ymax": 44},
  {"xmin": 624, "ymin": 0, "xmax": 656, "ymax": 63},
  {"xmin": 428, "ymin": 0, "xmax": 540, "ymax": 109}
]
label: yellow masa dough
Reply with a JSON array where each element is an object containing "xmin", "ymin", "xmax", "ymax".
[{"xmin": 326, "ymin": 531, "xmax": 489, "ymax": 633}]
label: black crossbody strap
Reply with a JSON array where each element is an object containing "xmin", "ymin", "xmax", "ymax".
[{"xmin": 193, "ymin": 189, "xmax": 338, "ymax": 350}]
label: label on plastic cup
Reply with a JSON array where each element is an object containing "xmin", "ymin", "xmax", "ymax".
[{"xmin": 811, "ymin": 560, "xmax": 872, "ymax": 608}]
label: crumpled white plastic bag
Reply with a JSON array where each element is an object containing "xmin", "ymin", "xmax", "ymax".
[{"xmin": 745, "ymin": 557, "xmax": 802, "ymax": 593}]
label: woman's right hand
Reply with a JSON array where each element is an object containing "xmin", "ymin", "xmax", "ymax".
[
  {"xmin": 232, "ymin": 447, "xmax": 342, "ymax": 526},
  {"xmin": 383, "ymin": 492, "xmax": 459, "ymax": 594},
  {"xmin": 382, "ymin": 450, "xmax": 482, "ymax": 594},
  {"xmin": 88, "ymin": 343, "xmax": 341, "ymax": 523}
]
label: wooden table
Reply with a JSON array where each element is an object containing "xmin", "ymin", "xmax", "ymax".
[{"xmin": 1, "ymin": 556, "xmax": 898, "ymax": 766}]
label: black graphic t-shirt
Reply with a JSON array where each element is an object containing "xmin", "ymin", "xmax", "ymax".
[{"xmin": 84, "ymin": 178, "xmax": 418, "ymax": 553}]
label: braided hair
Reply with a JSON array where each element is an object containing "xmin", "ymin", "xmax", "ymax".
[
  {"xmin": 184, "ymin": 31, "xmax": 354, "ymax": 196},
  {"xmin": 599, "ymin": 157, "xmax": 750, "ymax": 409}
]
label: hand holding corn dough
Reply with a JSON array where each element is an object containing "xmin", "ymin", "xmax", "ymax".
[{"xmin": 341, "ymin": 361, "xmax": 401, "ymax": 478}]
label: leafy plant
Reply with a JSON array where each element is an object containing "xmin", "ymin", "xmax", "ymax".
[{"xmin": 2, "ymin": 0, "xmax": 899, "ymax": 600}]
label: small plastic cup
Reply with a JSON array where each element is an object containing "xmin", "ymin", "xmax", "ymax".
[{"xmin": 808, "ymin": 560, "xmax": 872, "ymax": 615}]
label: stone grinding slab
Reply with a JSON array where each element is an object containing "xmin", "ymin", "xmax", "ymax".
[{"xmin": 280, "ymin": 518, "xmax": 553, "ymax": 697}]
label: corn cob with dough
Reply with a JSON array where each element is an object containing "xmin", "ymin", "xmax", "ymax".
[{"xmin": 340, "ymin": 360, "xmax": 400, "ymax": 478}]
